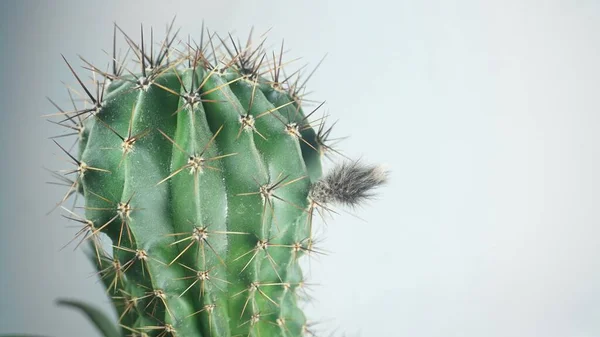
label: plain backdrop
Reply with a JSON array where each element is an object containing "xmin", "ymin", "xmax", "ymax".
[{"xmin": 1, "ymin": 0, "xmax": 600, "ymax": 336}]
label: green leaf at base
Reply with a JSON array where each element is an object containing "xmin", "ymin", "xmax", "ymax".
[{"xmin": 56, "ymin": 299, "xmax": 121, "ymax": 337}]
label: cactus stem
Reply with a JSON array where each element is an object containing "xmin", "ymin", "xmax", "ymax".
[{"xmin": 44, "ymin": 22, "xmax": 389, "ymax": 337}]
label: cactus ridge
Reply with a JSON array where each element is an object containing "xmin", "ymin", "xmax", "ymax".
[{"xmin": 47, "ymin": 22, "xmax": 386, "ymax": 337}]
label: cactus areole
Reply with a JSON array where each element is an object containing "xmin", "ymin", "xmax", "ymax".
[{"xmin": 47, "ymin": 22, "xmax": 387, "ymax": 337}]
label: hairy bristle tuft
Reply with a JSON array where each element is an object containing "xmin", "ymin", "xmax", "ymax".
[{"xmin": 309, "ymin": 160, "xmax": 389, "ymax": 207}]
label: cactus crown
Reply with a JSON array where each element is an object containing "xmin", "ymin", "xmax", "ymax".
[{"xmin": 45, "ymin": 20, "xmax": 387, "ymax": 337}]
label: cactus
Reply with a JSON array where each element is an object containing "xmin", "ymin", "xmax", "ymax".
[{"xmin": 38, "ymin": 22, "xmax": 387, "ymax": 337}]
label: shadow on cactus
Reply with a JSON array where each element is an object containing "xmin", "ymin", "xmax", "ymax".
[{"xmin": 9, "ymin": 20, "xmax": 388, "ymax": 337}]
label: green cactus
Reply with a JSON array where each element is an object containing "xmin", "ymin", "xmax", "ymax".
[{"xmin": 38, "ymin": 22, "xmax": 387, "ymax": 337}]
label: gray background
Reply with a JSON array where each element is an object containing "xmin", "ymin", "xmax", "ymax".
[{"xmin": 1, "ymin": 0, "xmax": 600, "ymax": 336}]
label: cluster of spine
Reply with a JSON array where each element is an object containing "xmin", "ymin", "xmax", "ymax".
[{"xmin": 47, "ymin": 22, "xmax": 385, "ymax": 337}]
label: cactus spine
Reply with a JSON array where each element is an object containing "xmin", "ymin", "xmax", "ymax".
[{"xmin": 46, "ymin": 22, "xmax": 387, "ymax": 337}]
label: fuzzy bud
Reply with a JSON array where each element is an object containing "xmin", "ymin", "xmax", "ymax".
[{"xmin": 309, "ymin": 160, "xmax": 388, "ymax": 207}]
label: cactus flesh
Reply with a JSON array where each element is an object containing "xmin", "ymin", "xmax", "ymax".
[{"xmin": 47, "ymin": 22, "xmax": 387, "ymax": 337}]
